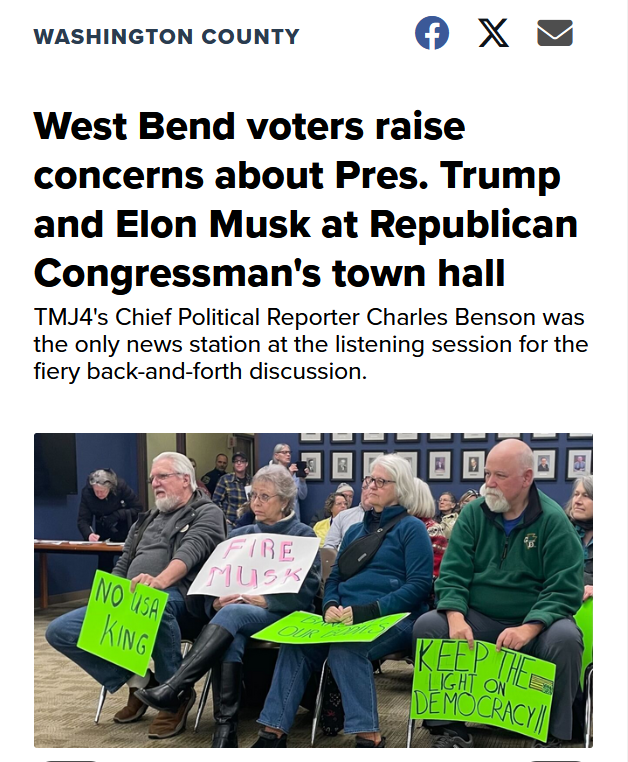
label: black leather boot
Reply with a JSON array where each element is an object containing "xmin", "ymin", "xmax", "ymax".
[
  {"xmin": 136, "ymin": 625, "xmax": 233, "ymax": 713},
  {"xmin": 211, "ymin": 662, "xmax": 242, "ymax": 748}
]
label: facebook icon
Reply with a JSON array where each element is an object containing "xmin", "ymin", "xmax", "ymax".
[{"xmin": 415, "ymin": 16, "xmax": 449, "ymax": 50}]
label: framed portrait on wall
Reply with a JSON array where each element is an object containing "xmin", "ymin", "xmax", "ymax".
[
  {"xmin": 428, "ymin": 433, "xmax": 452, "ymax": 442},
  {"xmin": 299, "ymin": 433, "xmax": 323, "ymax": 444},
  {"xmin": 331, "ymin": 433, "xmax": 355, "ymax": 444},
  {"xmin": 461, "ymin": 450, "xmax": 486, "ymax": 481},
  {"xmin": 428, "ymin": 450, "xmax": 453, "ymax": 480},
  {"xmin": 566, "ymin": 449, "xmax": 593, "ymax": 480},
  {"xmin": 362, "ymin": 433, "xmax": 387, "ymax": 443},
  {"xmin": 299, "ymin": 451, "xmax": 323, "ymax": 481},
  {"xmin": 363, "ymin": 451, "xmax": 385, "ymax": 480},
  {"xmin": 497, "ymin": 433, "xmax": 521, "ymax": 439},
  {"xmin": 331, "ymin": 451, "xmax": 355, "ymax": 482},
  {"xmin": 567, "ymin": 433, "xmax": 593, "ymax": 439},
  {"xmin": 532, "ymin": 449, "xmax": 557, "ymax": 480},
  {"xmin": 395, "ymin": 433, "xmax": 420, "ymax": 443},
  {"xmin": 531, "ymin": 433, "xmax": 558, "ymax": 440},
  {"xmin": 462, "ymin": 433, "xmax": 487, "ymax": 441},
  {"xmin": 394, "ymin": 450, "xmax": 419, "ymax": 477}
]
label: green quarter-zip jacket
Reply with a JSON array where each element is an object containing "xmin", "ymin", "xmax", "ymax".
[{"xmin": 435, "ymin": 485, "xmax": 583, "ymax": 629}]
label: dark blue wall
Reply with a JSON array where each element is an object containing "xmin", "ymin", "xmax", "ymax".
[
  {"xmin": 34, "ymin": 433, "xmax": 139, "ymax": 599},
  {"xmin": 257, "ymin": 433, "xmax": 593, "ymax": 524}
]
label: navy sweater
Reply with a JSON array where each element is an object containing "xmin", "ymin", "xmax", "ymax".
[{"xmin": 324, "ymin": 505, "xmax": 433, "ymax": 620}]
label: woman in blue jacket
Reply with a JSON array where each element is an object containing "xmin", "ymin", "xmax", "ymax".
[
  {"xmin": 136, "ymin": 465, "xmax": 321, "ymax": 747},
  {"xmin": 251, "ymin": 454, "xmax": 434, "ymax": 748}
]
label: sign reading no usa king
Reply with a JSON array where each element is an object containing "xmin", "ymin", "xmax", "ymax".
[
  {"xmin": 188, "ymin": 533, "xmax": 319, "ymax": 597},
  {"xmin": 411, "ymin": 639, "xmax": 556, "ymax": 742},
  {"xmin": 77, "ymin": 571, "xmax": 168, "ymax": 675}
]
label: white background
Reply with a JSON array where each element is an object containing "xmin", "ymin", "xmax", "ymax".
[{"xmin": 4, "ymin": 1, "xmax": 625, "ymax": 759}]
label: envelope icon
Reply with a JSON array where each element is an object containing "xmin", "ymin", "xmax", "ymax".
[{"xmin": 538, "ymin": 20, "xmax": 573, "ymax": 46}]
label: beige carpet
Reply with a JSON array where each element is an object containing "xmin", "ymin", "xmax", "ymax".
[{"xmin": 35, "ymin": 603, "xmax": 580, "ymax": 749}]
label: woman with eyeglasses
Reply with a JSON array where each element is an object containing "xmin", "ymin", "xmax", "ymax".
[
  {"xmin": 437, "ymin": 491, "xmax": 459, "ymax": 539},
  {"xmin": 251, "ymin": 454, "xmax": 433, "ymax": 748},
  {"xmin": 136, "ymin": 464, "xmax": 321, "ymax": 748},
  {"xmin": 77, "ymin": 468, "xmax": 143, "ymax": 571}
]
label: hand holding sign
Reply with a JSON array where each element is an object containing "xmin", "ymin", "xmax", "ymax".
[
  {"xmin": 496, "ymin": 623, "xmax": 543, "ymax": 652},
  {"xmin": 446, "ymin": 611, "xmax": 474, "ymax": 648}
]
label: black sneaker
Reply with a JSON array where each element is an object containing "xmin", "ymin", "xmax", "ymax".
[
  {"xmin": 252, "ymin": 730, "xmax": 288, "ymax": 748},
  {"xmin": 532, "ymin": 735, "xmax": 563, "ymax": 748},
  {"xmin": 356, "ymin": 736, "xmax": 387, "ymax": 748},
  {"xmin": 432, "ymin": 730, "xmax": 474, "ymax": 748}
]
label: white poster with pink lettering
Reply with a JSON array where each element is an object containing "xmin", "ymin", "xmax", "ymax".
[{"xmin": 188, "ymin": 534, "xmax": 320, "ymax": 596}]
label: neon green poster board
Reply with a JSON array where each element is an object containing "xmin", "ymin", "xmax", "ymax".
[
  {"xmin": 411, "ymin": 639, "xmax": 556, "ymax": 742},
  {"xmin": 77, "ymin": 571, "xmax": 168, "ymax": 675},
  {"xmin": 574, "ymin": 598, "xmax": 592, "ymax": 688},
  {"xmin": 252, "ymin": 610, "xmax": 409, "ymax": 644}
]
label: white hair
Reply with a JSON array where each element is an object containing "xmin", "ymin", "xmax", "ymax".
[
  {"xmin": 370, "ymin": 454, "xmax": 415, "ymax": 509},
  {"xmin": 409, "ymin": 478, "xmax": 436, "ymax": 518},
  {"xmin": 152, "ymin": 452, "xmax": 195, "ymax": 491}
]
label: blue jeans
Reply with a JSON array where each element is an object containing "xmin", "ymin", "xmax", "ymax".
[
  {"xmin": 203, "ymin": 600, "xmax": 283, "ymax": 663},
  {"xmin": 258, "ymin": 616, "xmax": 415, "ymax": 735},
  {"xmin": 45, "ymin": 587, "xmax": 186, "ymax": 693}
]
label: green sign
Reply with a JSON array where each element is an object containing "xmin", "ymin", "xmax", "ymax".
[
  {"xmin": 411, "ymin": 639, "xmax": 556, "ymax": 742},
  {"xmin": 574, "ymin": 598, "xmax": 593, "ymax": 688},
  {"xmin": 252, "ymin": 611, "xmax": 409, "ymax": 644},
  {"xmin": 77, "ymin": 571, "xmax": 168, "ymax": 675}
]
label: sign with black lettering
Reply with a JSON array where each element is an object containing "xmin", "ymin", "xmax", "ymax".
[
  {"xmin": 77, "ymin": 571, "xmax": 168, "ymax": 674},
  {"xmin": 411, "ymin": 639, "xmax": 556, "ymax": 742}
]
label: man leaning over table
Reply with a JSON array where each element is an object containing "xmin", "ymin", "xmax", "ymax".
[{"xmin": 46, "ymin": 452, "xmax": 226, "ymax": 739}]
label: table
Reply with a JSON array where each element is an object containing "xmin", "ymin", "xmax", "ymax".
[{"xmin": 34, "ymin": 541, "xmax": 125, "ymax": 609}]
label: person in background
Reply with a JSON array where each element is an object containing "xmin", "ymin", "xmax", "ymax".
[
  {"xmin": 458, "ymin": 489, "xmax": 481, "ymax": 511},
  {"xmin": 49, "ymin": 453, "xmax": 227, "ymax": 740},
  {"xmin": 413, "ymin": 478, "xmax": 448, "ymax": 577},
  {"xmin": 565, "ymin": 474, "xmax": 593, "ymax": 600},
  {"xmin": 77, "ymin": 468, "xmax": 143, "ymax": 572},
  {"xmin": 335, "ymin": 482, "xmax": 354, "ymax": 508},
  {"xmin": 201, "ymin": 454, "xmax": 229, "ymax": 497},
  {"xmin": 323, "ymin": 482, "xmax": 372, "ymax": 550},
  {"xmin": 136, "ymin": 465, "xmax": 321, "ymax": 748},
  {"xmin": 313, "ymin": 493, "xmax": 349, "ymax": 546},
  {"xmin": 252, "ymin": 454, "xmax": 433, "ymax": 748},
  {"xmin": 437, "ymin": 491, "xmax": 459, "ymax": 539},
  {"xmin": 271, "ymin": 443, "xmax": 308, "ymax": 520},
  {"xmin": 234, "ymin": 500, "xmax": 254, "ymax": 528},
  {"xmin": 213, "ymin": 452, "xmax": 252, "ymax": 526},
  {"xmin": 188, "ymin": 458, "xmax": 209, "ymax": 495}
]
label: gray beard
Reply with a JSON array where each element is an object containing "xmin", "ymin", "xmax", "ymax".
[
  {"xmin": 481, "ymin": 485, "xmax": 510, "ymax": 514},
  {"xmin": 156, "ymin": 495, "xmax": 182, "ymax": 513}
]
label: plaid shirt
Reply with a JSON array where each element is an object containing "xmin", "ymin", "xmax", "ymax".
[{"xmin": 212, "ymin": 473, "xmax": 251, "ymax": 524}]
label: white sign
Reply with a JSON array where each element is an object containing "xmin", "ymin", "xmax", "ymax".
[{"xmin": 188, "ymin": 533, "xmax": 319, "ymax": 596}]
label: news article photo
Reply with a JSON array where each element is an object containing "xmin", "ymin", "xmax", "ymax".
[{"xmin": 34, "ymin": 433, "xmax": 593, "ymax": 749}]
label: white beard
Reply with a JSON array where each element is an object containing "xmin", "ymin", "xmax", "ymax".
[
  {"xmin": 156, "ymin": 495, "xmax": 181, "ymax": 513},
  {"xmin": 480, "ymin": 484, "xmax": 510, "ymax": 514}
]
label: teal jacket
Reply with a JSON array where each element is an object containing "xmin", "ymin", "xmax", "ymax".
[{"xmin": 435, "ymin": 485, "xmax": 583, "ymax": 629}]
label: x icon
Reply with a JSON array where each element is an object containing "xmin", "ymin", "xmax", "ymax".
[{"xmin": 479, "ymin": 18, "xmax": 508, "ymax": 47}]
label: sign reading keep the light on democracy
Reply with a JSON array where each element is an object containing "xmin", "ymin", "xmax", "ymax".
[
  {"xmin": 188, "ymin": 534, "xmax": 319, "ymax": 596},
  {"xmin": 411, "ymin": 639, "xmax": 556, "ymax": 742},
  {"xmin": 77, "ymin": 571, "xmax": 168, "ymax": 674}
]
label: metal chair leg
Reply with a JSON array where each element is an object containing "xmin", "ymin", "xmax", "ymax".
[
  {"xmin": 406, "ymin": 713, "xmax": 415, "ymax": 748},
  {"xmin": 310, "ymin": 660, "xmax": 328, "ymax": 747},
  {"xmin": 584, "ymin": 666, "xmax": 593, "ymax": 748},
  {"xmin": 182, "ymin": 640, "xmax": 192, "ymax": 658},
  {"xmin": 94, "ymin": 685, "xmax": 107, "ymax": 724},
  {"xmin": 194, "ymin": 670, "xmax": 212, "ymax": 733}
]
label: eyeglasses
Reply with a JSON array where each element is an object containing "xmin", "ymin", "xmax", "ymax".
[
  {"xmin": 363, "ymin": 476, "xmax": 396, "ymax": 489},
  {"xmin": 250, "ymin": 491, "xmax": 278, "ymax": 504},
  {"xmin": 148, "ymin": 472, "xmax": 181, "ymax": 485},
  {"xmin": 277, "ymin": 450, "xmax": 291, "ymax": 455},
  {"xmin": 233, "ymin": 460, "xmax": 248, "ymax": 465}
]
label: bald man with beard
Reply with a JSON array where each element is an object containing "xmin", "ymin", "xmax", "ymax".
[{"xmin": 412, "ymin": 439, "xmax": 584, "ymax": 749}]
